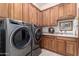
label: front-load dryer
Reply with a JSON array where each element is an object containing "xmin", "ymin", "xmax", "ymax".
[
  {"xmin": 0, "ymin": 18, "xmax": 32, "ymax": 56},
  {"xmin": 31, "ymin": 24, "xmax": 42, "ymax": 56}
]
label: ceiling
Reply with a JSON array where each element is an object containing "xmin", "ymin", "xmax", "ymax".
[
  {"xmin": 33, "ymin": 3, "xmax": 60, "ymax": 10},
  {"xmin": 35, "ymin": 3, "xmax": 48, "ymax": 7}
]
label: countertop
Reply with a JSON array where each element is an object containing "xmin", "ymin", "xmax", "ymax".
[{"xmin": 42, "ymin": 33, "xmax": 78, "ymax": 38}]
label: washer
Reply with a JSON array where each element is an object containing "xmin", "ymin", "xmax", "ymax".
[
  {"xmin": 0, "ymin": 18, "xmax": 32, "ymax": 56},
  {"xmin": 31, "ymin": 24, "xmax": 42, "ymax": 56}
]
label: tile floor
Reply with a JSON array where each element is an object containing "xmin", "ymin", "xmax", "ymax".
[{"xmin": 39, "ymin": 49, "xmax": 62, "ymax": 56}]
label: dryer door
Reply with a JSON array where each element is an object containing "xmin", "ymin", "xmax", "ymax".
[
  {"xmin": 35, "ymin": 28, "xmax": 42, "ymax": 42},
  {"xmin": 11, "ymin": 27, "xmax": 31, "ymax": 49}
]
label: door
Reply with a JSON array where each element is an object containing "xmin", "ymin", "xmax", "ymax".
[
  {"xmin": 37, "ymin": 11, "xmax": 43, "ymax": 26},
  {"xmin": 22, "ymin": 3, "xmax": 29, "ymax": 23},
  {"xmin": 43, "ymin": 37, "xmax": 49, "ymax": 49},
  {"xmin": 64, "ymin": 3, "xmax": 76, "ymax": 19},
  {"xmin": 57, "ymin": 39, "xmax": 66, "ymax": 55},
  {"xmin": 9, "ymin": 3, "xmax": 23, "ymax": 20},
  {"xmin": 43, "ymin": 9, "xmax": 51, "ymax": 26},
  {"xmin": 11, "ymin": 27, "xmax": 31, "ymax": 49},
  {"xmin": 29, "ymin": 4, "xmax": 37, "ymax": 24},
  {"xmin": 66, "ymin": 41, "xmax": 77, "ymax": 56},
  {"xmin": 0, "ymin": 3, "xmax": 9, "ymax": 18},
  {"xmin": 58, "ymin": 4, "xmax": 64, "ymax": 20},
  {"xmin": 51, "ymin": 6, "xmax": 58, "ymax": 25}
]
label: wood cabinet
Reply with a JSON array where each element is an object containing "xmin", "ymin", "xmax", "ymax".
[
  {"xmin": 64, "ymin": 3, "xmax": 76, "ymax": 19},
  {"xmin": 58, "ymin": 4, "xmax": 64, "ymax": 20},
  {"xmin": 51, "ymin": 37, "xmax": 57, "ymax": 52},
  {"xmin": 57, "ymin": 39, "xmax": 66, "ymax": 55},
  {"xmin": 43, "ymin": 9, "xmax": 51, "ymax": 26},
  {"xmin": 0, "ymin": 3, "xmax": 9, "ymax": 18},
  {"xmin": 40, "ymin": 36, "xmax": 78, "ymax": 56},
  {"xmin": 29, "ymin": 4, "xmax": 37, "ymax": 24},
  {"xmin": 51, "ymin": 6, "xmax": 58, "ymax": 25},
  {"xmin": 58, "ymin": 3, "xmax": 76, "ymax": 20},
  {"xmin": 22, "ymin": 3, "xmax": 29, "ymax": 23},
  {"xmin": 37, "ymin": 11, "xmax": 43, "ymax": 26},
  {"xmin": 13, "ymin": 4, "xmax": 23, "ymax": 20},
  {"xmin": 43, "ymin": 37, "xmax": 49, "ymax": 49},
  {"xmin": 40, "ymin": 36, "xmax": 57, "ymax": 51},
  {"xmin": 9, "ymin": 3, "xmax": 23, "ymax": 20},
  {"xmin": 66, "ymin": 41, "xmax": 77, "ymax": 56}
]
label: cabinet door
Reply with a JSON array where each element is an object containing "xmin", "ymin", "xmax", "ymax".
[
  {"xmin": 22, "ymin": 3, "xmax": 29, "ymax": 23},
  {"xmin": 13, "ymin": 4, "xmax": 23, "ymax": 20},
  {"xmin": 37, "ymin": 11, "xmax": 43, "ymax": 26},
  {"xmin": 51, "ymin": 6, "xmax": 58, "ymax": 25},
  {"xmin": 57, "ymin": 39, "xmax": 66, "ymax": 55},
  {"xmin": 66, "ymin": 41, "xmax": 77, "ymax": 56},
  {"xmin": 0, "ymin": 3, "xmax": 9, "ymax": 18},
  {"xmin": 58, "ymin": 4, "xmax": 64, "ymax": 20},
  {"xmin": 43, "ymin": 37, "xmax": 49, "ymax": 49},
  {"xmin": 64, "ymin": 3, "xmax": 76, "ymax": 19},
  {"xmin": 43, "ymin": 9, "xmax": 51, "ymax": 26},
  {"xmin": 29, "ymin": 4, "xmax": 37, "ymax": 25},
  {"xmin": 51, "ymin": 39, "xmax": 57, "ymax": 52}
]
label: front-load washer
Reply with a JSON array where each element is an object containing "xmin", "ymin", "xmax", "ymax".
[
  {"xmin": 0, "ymin": 18, "xmax": 32, "ymax": 56},
  {"xmin": 31, "ymin": 24, "xmax": 42, "ymax": 56}
]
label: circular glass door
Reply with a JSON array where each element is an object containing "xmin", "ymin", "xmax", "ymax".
[
  {"xmin": 35, "ymin": 29, "xmax": 42, "ymax": 42},
  {"xmin": 12, "ymin": 27, "xmax": 30, "ymax": 49}
]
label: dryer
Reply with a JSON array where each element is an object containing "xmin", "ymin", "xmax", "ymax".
[
  {"xmin": 0, "ymin": 18, "xmax": 32, "ymax": 56},
  {"xmin": 31, "ymin": 24, "xmax": 42, "ymax": 56}
]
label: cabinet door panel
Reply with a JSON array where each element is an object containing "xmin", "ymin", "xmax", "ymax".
[
  {"xmin": 37, "ymin": 11, "xmax": 43, "ymax": 26},
  {"xmin": 43, "ymin": 9, "xmax": 51, "ymax": 26},
  {"xmin": 57, "ymin": 39, "xmax": 66, "ymax": 55},
  {"xmin": 51, "ymin": 6, "xmax": 58, "ymax": 25},
  {"xmin": 66, "ymin": 41, "xmax": 77, "ymax": 56},
  {"xmin": 0, "ymin": 3, "xmax": 9, "ymax": 18},
  {"xmin": 64, "ymin": 3, "xmax": 76, "ymax": 19},
  {"xmin": 29, "ymin": 4, "xmax": 37, "ymax": 24},
  {"xmin": 58, "ymin": 4, "xmax": 64, "ymax": 19},
  {"xmin": 23, "ymin": 3, "xmax": 29, "ymax": 23},
  {"xmin": 13, "ymin": 4, "xmax": 23, "ymax": 20}
]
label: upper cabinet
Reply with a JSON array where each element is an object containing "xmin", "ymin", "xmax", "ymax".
[
  {"xmin": 43, "ymin": 9, "xmax": 51, "ymax": 26},
  {"xmin": 13, "ymin": 4, "xmax": 23, "ymax": 20},
  {"xmin": 51, "ymin": 6, "xmax": 58, "ymax": 25},
  {"xmin": 64, "ymin": 3, "xmax": 76, "ymax": 19},
  {"xmin": 37, "ymin": 11, "xmax": 43, "ymax": 26},
  {"xmin": 58, "ymin": 3, "xmax": 76, "ymax": 20},
  {"xmin": 9, "ymin": 3, "xmax": 23, "ymax": 20},
  {"xmin": 29, "ymin": 4, "xmax": 37, "ymax": 24},
  {"xmin": 0, "ymin": 4, "xmax": 9, "ymax": 18},
  {"xmin": 22, "ymin": 3, "xmax": 29, "ymax": 23},
  {"xmin": 58, "ymin": 4, "xmax": 64, "ymax": 20},
  {"xmin": 42, "ymin": 3, "xmax": 77, "ymax": 26}
]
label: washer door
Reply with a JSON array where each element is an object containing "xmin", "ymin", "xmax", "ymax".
[
  {"xmin": 35, "ymin": 28, "xmax": 42, "ymax": 42},
  {"xmin": 11, "ymin": 27, "xmax": 31, "ymax": 49}
]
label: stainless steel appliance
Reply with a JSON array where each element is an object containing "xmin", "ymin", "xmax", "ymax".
[
  {"xmin": 31, "ymin": 24, "xmax": 42, "ymax": 56},
  {"xmin": 0, "ymin": 18, "xmax": 32, "ymax": 56}
]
